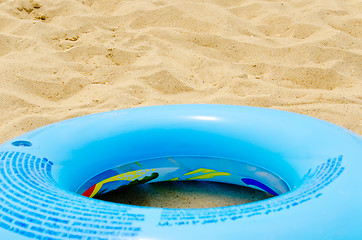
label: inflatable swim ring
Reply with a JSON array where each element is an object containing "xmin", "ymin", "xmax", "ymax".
[{"xmin": 0, "ymin": 104, "xmax": 361, "ymax": 239}]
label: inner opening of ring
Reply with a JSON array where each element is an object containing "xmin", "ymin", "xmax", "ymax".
[
  {"xmin": 95, "ymin": 181, "xmax": 274, "ymax": 208},
  {"xmin": 76, "ymin": 156, "xmax": 290, "ymax": 208}
]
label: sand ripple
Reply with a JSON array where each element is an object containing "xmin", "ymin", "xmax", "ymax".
[{"xmin": 0, "ymin": 0, "xmax": 361, "ymax": 140}]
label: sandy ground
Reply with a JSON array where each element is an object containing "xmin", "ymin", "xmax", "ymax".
[{"xmin": 0, "ymin": 0, "xmax": 361, "ymax": 208}]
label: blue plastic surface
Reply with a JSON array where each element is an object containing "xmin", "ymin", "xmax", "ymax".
[{"xmin": 0, "ymin": 104, "xmax": 361, "ymax": 239}]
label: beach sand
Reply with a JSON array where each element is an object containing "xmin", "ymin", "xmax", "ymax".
[{"xmin": 0, "ymin": 0, "xmax": 361, "ymax": 208}]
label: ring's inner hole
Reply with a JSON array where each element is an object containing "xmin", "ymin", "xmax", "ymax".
[
  {"xmin": 77, "ymin": 156, "xmax": 289, "ymax": 208},
  {"xmin": 94, "ymin": 181, "xmax": 273, "ymax": 208}
]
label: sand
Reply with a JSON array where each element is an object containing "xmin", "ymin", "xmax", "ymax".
[{"xmin": 0, "ymin": 0, "xmax": 361, "ymax": 208}]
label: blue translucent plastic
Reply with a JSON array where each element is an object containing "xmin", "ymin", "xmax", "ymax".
[{"xmin": 0, "ymin": 104, "xmax": 361, "ymax": 239}]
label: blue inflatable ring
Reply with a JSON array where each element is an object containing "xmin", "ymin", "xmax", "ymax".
[{"xmin": 0, "ymin": 104, "xmax": 361, "ymax": 239}]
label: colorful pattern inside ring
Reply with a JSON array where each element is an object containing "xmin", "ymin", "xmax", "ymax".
[{"xmin": 77, "ymin": 157, "xmax": 290, "ymax": 198}]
